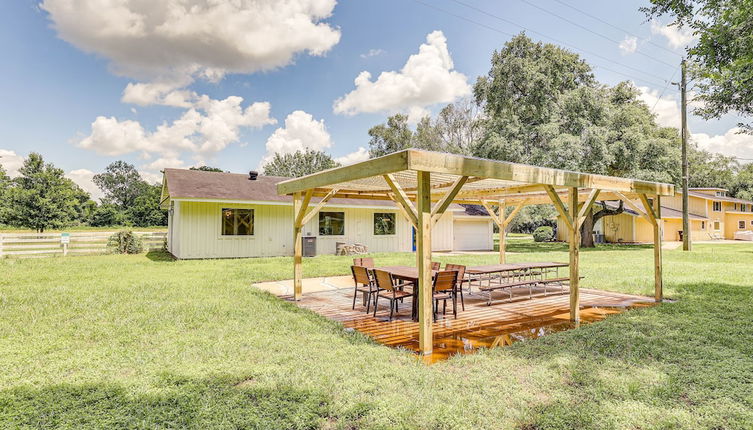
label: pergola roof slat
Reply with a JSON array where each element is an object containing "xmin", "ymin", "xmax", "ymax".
[{"xmin": 277, "ymin": 149, "xmax": 675, "ymax": 199}]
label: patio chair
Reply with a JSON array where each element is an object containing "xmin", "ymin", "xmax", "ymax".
[
  {"xmin": 351, "ymin": 265, "xmax": 376, "ymax": 313},
  {"xmin": 432, "ymin": 270, "xmax": 459, "ymax": 320},
  {"xmin": 371, "ymin": 269, "xmax": 413, "ymax": 321},
  {"xmin": 444, "ymin": 263, "xmax": 467, "ymax": 311},
  {"xmin": 353, "ymin": 257, "xmax": 374, "ymax": 268},
  {"xmin": 431, "ymin": 261, "xmax": 441, "ymax": 271}
]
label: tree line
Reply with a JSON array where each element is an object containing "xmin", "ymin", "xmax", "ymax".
[
  {"xmin": 0, "ymin": 154, "xmax": 168, "ymax": 232},
  {"xmin": 264, "ymin": 33, "xmax": 753, "ymax": 245}
]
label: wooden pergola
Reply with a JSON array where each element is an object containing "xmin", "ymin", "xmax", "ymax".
[{"xmin": 277, "ymin": 149, "xmax": 675, "ymax": 356}]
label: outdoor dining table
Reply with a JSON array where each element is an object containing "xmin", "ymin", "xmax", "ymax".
[{"xmin": 376, "ymin": 266, "xmax": 438, "ymax": 321}]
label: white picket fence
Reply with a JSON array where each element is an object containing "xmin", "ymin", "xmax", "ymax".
[{"xmin": 0, "ymin": 231, "xmax": 167, "ymax": 258}]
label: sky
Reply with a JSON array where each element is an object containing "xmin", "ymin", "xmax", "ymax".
[{"xmin": 1, "ymin": 0, "xmax": 750, "ymax": 200}]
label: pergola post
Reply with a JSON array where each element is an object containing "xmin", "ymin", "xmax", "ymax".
[
  {"xmin": 568, "ymin": 187, "xmax": 580, "ymax": 322},
  {"xmin": 499, "ymin": 199, "xmax": 506, "ymax": 263},
  {"xmin": 639, "ymin": 193, "xmax": 663, "ymax": 302},
  {"xmin": 416, "ymin": 171, "xmax": 433, "ymax": 355},
  {"xmin": 292, "ymin": 192, "xmax": 303, "ymax": 300},
  {"xmin": 653, "ymin": 196, "xmax": 663, "ymax": 301}
]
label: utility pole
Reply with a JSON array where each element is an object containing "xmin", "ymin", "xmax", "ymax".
[{"xmin": 680, "ymin": 59, "xmax": 691, "ymax": 251}]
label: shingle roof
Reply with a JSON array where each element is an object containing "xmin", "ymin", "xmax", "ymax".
[
  {"xmin": 687, "ymin": 190, "xmax": 753, "ymax": 205},
  {"xmin": 162, "ymin": 168, "xmax": 485, "ymax": 215}
]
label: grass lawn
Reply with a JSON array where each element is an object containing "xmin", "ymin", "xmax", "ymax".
[{"xmin": 1, "ymin": 241, "xmax": 752, "ymax": 429}]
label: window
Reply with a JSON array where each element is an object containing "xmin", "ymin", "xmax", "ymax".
[
  {"xmin": 713, "ymin": 201, "xmax": 722, "ymax": 212},
  {"xmin": 743, "ymin": 204, "xmax": 748, "ymax": 212},
  {"xmin": 750, "ymin": 220, "xmax": 753, "ymax": 227},
  {"xmin": 701, "ymin": 221, "xmax": 705, "ymax": 229},
  {"xmin": 714, "ymin": 221, "xmax": 721, "ymax": 231},
  {"xmin": 734, "ymin": 203, "xmax": 738, "ymax": 211},
  {"xmin": 319, "ymin": 212, "xmax": 345, "ymax": 235},
  {"xmin": 739, "ymin": 221, "xmax": 746, "ymax": 229},
  {"xmin": 716, "ymin": 191, "xmax": 722, "ymax": 196},
  {"xmin": 373, "ymin": 213, "xmax": 396, "ymax": 235},
  {"xmin": 221, "ymin": 208, "xmax": 254, "ymax": 236}
]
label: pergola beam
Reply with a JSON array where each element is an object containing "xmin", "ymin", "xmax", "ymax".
[
  {"xmin": 576, "ymin": 189, "xmax": 601, "ymax": 228},
  {"xmin": 431, "ymin": 176, "xmax": 469, "ymax": 224},
  {"xmin": 384, "ymin": 174, "xmax": 418, "ymax": 228},
  {"xmin": 300, "ymin": 188, "xmax": 339, "ymax": 226},
  {"xmin": 545, "ymin": 185, "xmax": 574, "ymax": 232},
  {"xmin": 614, "ymin": 191, "xmax": 652, "ymax": 223}
]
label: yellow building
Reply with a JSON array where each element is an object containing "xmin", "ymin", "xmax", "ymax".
[{"xmin": 557, "ymin": 187, "xmax": 753, "ymax": 243}]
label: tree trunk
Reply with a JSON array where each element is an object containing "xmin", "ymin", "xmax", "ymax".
[
  {"xmin": 579, "ymin": 201, "xmax": 624, "ymax": 248},
  {"xmin": 580, "ymin": 207, "xmax": 595, "ymax": 248}
]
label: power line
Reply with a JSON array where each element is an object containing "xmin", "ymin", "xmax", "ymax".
[
  {"xmin": 550, "ymin": 0, "xmax": 682, "ymax": 58},
  {"xmin": 517, "ymin": 0, "xmax": 678, "ymax": 68},
  {"xmin": 431, "ymin": 0, "xmax": 669, "ymax": 86},
  {"xmin": 651, "ymin": 66, "xmax": 679, "ymax": 112}
]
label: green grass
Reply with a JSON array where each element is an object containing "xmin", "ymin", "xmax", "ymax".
[
  {"xmin": 1, "ymin": 241, "xmax": 752, "ymax": 429},
  {"xmin": 0, "ymin": 226, "xmax": 167, "ymax": 233}
]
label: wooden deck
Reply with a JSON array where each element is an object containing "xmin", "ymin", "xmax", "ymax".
[{"xmin": 288, "ymin": 284, "xmax": 655, "ymax": 361}]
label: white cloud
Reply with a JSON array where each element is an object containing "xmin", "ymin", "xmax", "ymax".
[
  {"xmin": 638, "ymin": 86, "xmax": 681, "ymax": 128},
  {"xmin": 619, "ymin": 36, "xmax": 638, "ymax": 55},
  {"xmin": 122, "ymin": 81, "xmax": 196, "ymax": 108},
  {"xmin": 41, "ymin": 0, "xmax": 341, "ymax": 82},
  {"xmin": 261, "ymin": 110, "xmax": 333, "ymax": 166},
  {"xmin": 333, "ymin": 30, "xmax": 471, "ymax": 122},
  {"xmin": 66, "ymin": 169, "xmax": 104, "ymax": 201},
  {"xmin": 692, "ymin": 128, "xmax": 753, "ymax": 160},
  {"xmin": 360, "ymin": 49, "xmax": 385, "ymax": 59},
  {"xmin": 78, "ymin": 96, "xmax": 275, "ymax": 173},
  {"xmin": 650, "ymin": 20, "xmax": 697, "ymax": 49},
  {"xmin": 334, "ymin": 147, "xmax": 370, "ymax": 165},
  {"xmin": 139, "ymin": 171, "xmax": 164, "ymax": 185},
  {"xmin": 0, "ymin": 149, "xmax": 25, "ymax": 177}
]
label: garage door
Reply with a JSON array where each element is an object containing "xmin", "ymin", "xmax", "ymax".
[{"xmin": 453, "ymin": 220, "xmax": 492, "ymax": 251}]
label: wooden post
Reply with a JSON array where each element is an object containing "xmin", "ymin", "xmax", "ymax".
[
  {"xmin": 499, "ymin": 198, "xmax": 506, "ymax": 264},
  {"xmin": 416, "ymin": 171, "xmax": 433, "ymax": 356},
  {"xmin": 568, "ymin": 187, "xmax": 580, "ymax": 322},
  {"xmin": 653, "ymin": 195, "xmax": 663, "ymax": 302},
  {"xmin": 293, "ymin": 192, "xmax": 303, "ymax": 301}
]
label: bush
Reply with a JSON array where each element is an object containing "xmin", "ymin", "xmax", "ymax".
[
  {"xmin": 108, "ymin": 230, "xmax": 143, "ymax": 254},
  {"xmin": 533, "ymin": 226, "xmax": 554, "ymax": 242}
]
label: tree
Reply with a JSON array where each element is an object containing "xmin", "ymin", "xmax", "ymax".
[
  {"xmin": 643, "ymin": 0, "xmax": 753, "ymax": 130},
  {"xmin": 93, "ymin": 161, "xmax": 147, "ymax": 209},
  {"xmin": 190, "ymin": 166, "xmax": 225, "ymax": 172},
  {"xmin": 89, "ymin": 203, "xmax": 128, "ymax": 227},
  {"xmin": 0, "ymin": 164, "xmax": 10, "ymax": 224},
  {"xmin": 128, "ymin": 183, "xmax": 168, "ymax": 227},
  {"xmin": 473, "ymin": 34, "xmax": 682, "ymax": 246},
  {"xmin": 368, "ymin": 101, "xmax": 483, "ymax": 158},
  {"xmin": 262, "ymin": 149, "xmax": 340, "ymax": 178},
  {"xmin": 367, "ymin": 114, "xmax": 414, "ymax": 158},
  {"xmin": 6, "ymin": 153, "xmax": 89, "ymax": 232}
]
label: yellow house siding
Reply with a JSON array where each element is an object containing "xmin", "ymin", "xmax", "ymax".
[
  {"xmin": 663, "ymin": 194, "xmax": 707, "ymax": 216},
  {"xmin": 724, "ymin": 213, "xmax": 753, "ymax": 238},
  {"xmin": 602, "ymin": 213, "xmax": 635, "ymax": 243}
]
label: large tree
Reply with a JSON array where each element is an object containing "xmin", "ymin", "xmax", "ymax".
[
  {"xmin": 93, "ymin": 161, "xmax": 148, "ymax": 209},
  {"xmin": 262, "ymin": 149, "xmax": 340, "ymax": 178},
  {"xmin": 368, "ymin": 100, "xmax": 483, "ymax": 158},
  {"xmin": 643, "ymin": 0, "xmax": 753, "ymax": 130},
  {"xmin": 474, "ymin": 34, "xmax": 681, "ymax": 246},
  {"xmin": 128, "ymin": 183, "xmax": 168, "ymax": 227},
  {"xmin": 0, "ymin": 164, "xmax": 10, "ymax": 225},
  {"xmin": 6, "ymin": 153, "xmax": 89, "ymax": 232}
]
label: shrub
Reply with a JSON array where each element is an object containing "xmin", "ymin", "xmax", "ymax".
[
  {"xmin": 533, "ymin": 226, "xmax": 554, "ymax": 242},
  {"xmin": 108, "ymin": 230, "xmax": 143, "ymax": 254}
]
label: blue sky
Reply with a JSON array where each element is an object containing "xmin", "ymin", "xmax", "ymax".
[{"xmin": 0, "ymin": 0, "xmax": 749, "ymax": 198}]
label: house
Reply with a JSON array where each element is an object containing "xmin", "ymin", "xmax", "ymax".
[
  {"xmin": 159, "ymin": 168, "xmax": 494, "ymax": 259},
  {"xmin": 556, "ymin": 187, "xmax": 753, "ymax": 243}
]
